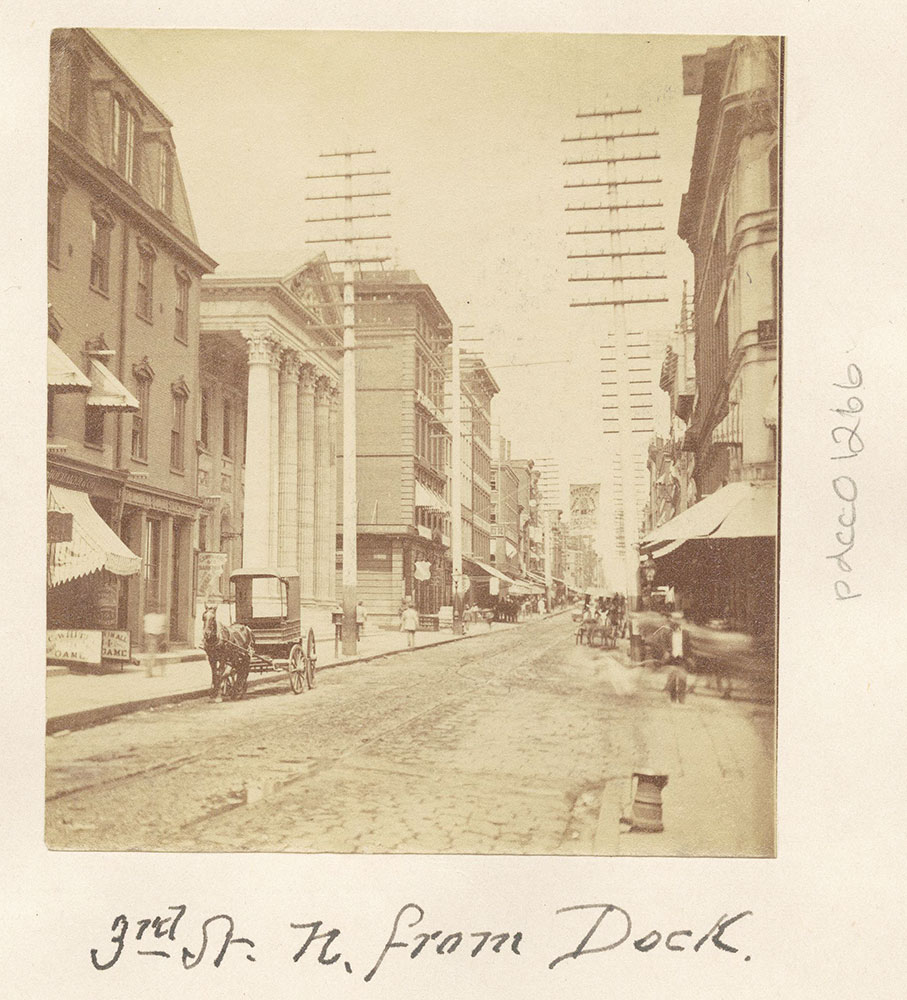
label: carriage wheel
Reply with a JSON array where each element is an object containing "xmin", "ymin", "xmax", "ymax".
[
  {"xmin": 305, "ymin": 628, "xmax": 316, "ymax": 690},
  {"xmin": 289, "ymin": 644, "xmax": 305, "ymax": 695}
]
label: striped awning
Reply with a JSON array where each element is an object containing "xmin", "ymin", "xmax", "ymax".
[
  {"xmin": 86, "ymin": 360, "xmax": 139, "ymax": 411},
  {"xmin": 47, "ymin": 340, "xmax": 92, "ymax": 392},
  {"xmin": 47, "ymin": 485, "xmax": 141, "ymax": 586}
]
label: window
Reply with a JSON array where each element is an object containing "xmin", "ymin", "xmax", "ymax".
[
  {"xmin": 143, "ymin": 517, "xmax": 162, "ymax": 609},
  {"xmin": 68, "ymin": 55, "xmax": 89, "ymax": 140},
  {"xmin": 158, "ymin": 144, "xmax": 173, "ymax": 214},
  {"xmin": 90, "ymin": 212, "xmax": 112, "ymax": 294},
  {"xmin": 48, "ymin": 184, "xmax": 63, "ymax": 266},
  {"xmin": 112, "ymin": 96, "xmax": 141, "ymax": 184},
  {"xmin": 222, "ymin": 398, "xmax": 233, "ymax": 458},
  {"xmin": 174, "ymin": 272, "xmax": 189, "ymax": 343},
  {"xmin": 84, "ymin": 408, "xmax": 105, "ymax": 448},
  {"xmin": 131, "ymin": 360, "xmax": 153, "ymax": 461},
  {"xmin": 199, "ymin": 390, "xmax": 210, "ymax": 450},
  {"xmin": 136, "ymin": 242, "xmax": 155, "ymax": 321},
  {"xmin": 170, "ymin": 384, "xmax": 188, "ymax": 471}
]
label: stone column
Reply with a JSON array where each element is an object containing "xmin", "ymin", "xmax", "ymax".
[
  {"xmin": 313, "ymin": 375, "xmax": 333, "ymax": 602},
  {"xmin": 278, "ymin": 350, "xmax": 302, "ymax": 570},
  {"xmin": 268, "ymin": 346, "xmax": 281, "ymax": 566},
  {"xmin": 326, "ymin": 383, "xmax": 340, "ymax": 602},
  {"xmin": 241, "ymin": 332, "xmax": 277, "ymax": 567},
  {"xmin": 297, "ymin": 364, "xmax": 317, "ymax": 601}
]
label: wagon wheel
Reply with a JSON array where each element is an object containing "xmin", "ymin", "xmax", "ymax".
[
  {"xmin": 288, "ymin": 644, "xmax": 305, "ymax": 695},
  {"xmin": 304, "ymin": 628, "xmax": 316, "ymax": 690}
]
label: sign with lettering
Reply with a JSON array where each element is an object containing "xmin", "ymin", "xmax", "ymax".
[
  {"xmin": 101, "ymin": 629, "xmax": 131, "ymax": 661},
  {"xmin": 197, "ymin": 552, "xmax": 228, "ymax": 599},
  {"xmin": 569, "ymin": 483, "xmax": 600, "ymax": 533},
  {"xmin": 47, "ymin": 629, "xmax": 103, "ymax": 665}
]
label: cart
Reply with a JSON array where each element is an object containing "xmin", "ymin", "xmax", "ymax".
[{"xmin": 228, "ymin": 568, "xmax": 316, "ymax": 696}]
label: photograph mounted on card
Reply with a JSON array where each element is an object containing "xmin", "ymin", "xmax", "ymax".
[{"xmin": 45, "ymin": 29, "xmax": 780, "ymax": 858}]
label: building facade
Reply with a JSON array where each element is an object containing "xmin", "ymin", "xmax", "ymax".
[
  {"xmin": 491, "ymin": 435, "xmax": 521, "ymax": 578},
  {"xmin": 47, "ymin": 29, "xmax": 216, "ymax": 653},
  {"xmin": 197, "ymin": 253, "xmax": 343, "ymax": 636},
  {"xmin": 346, "ymin": 270, "xmax": 453, "ymax": 623},
  {"xmin": 645, "ymin": 36, "xmax": 780, "ymax": 636}
]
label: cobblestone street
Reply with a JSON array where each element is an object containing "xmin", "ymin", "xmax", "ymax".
[{"xmin": 46, "ymin": 615, "xmax": 775, "ymax": 855}]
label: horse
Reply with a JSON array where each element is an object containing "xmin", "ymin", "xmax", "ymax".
[{"xmin": 202, "ymin": 604, "xmax": 254, "ymax": 700}]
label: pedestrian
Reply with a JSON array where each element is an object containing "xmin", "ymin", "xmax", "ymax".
[
  {"xmin": 356, "ymin": 600, "xmax": 367, "ymax": 639},
  {"xmin": 143, "ymin": 602, "xmax": 167, "ymax": 678},
  {"xmin": 400, "ymin": 598, "xmax": 419, "ymax": 649},
  {"xmin": 665, "ymin": 617, "xmax": 688, "ymax": 704}
]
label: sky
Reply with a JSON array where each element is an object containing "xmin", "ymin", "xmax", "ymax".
[{"xmin": 93, "ymin": 29, "xmax": 729, "ymax": 529}]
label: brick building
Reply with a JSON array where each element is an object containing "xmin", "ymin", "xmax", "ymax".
[{"xmin": 47, "ymin": 29, "xmax": 216, "ymax": 656}]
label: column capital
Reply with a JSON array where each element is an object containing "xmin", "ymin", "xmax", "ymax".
[
  {"xmin": 314, "ymin": 373, "xmax": 337, "ymax": 404},
  {"xmin": 279, "ymin": 348, "xmax": 304, "ymax": 383},
  {"xmin": 242, "ymin": 331, "xmax": 280, "ymax": 366},
  {"xmin": 298, "ymin": 363, "xmax": 318, "ymax": 394}
]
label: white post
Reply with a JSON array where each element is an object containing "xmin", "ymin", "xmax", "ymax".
[
  {"xmin": 341, "ymin": 153, "xmax": 358, "ymax": 654},
  {"xmin": 450, "ymin": 323, "xmax": 464, "ymax": 633}
]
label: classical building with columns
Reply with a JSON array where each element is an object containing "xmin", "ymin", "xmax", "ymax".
[{"xmin": 197, "ymin": 252, "xmax": 343, "ymax": 638}]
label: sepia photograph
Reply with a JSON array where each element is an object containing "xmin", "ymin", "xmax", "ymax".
[{"xmin": 44, "ymin": 28, "xmax": 780, "ymax": 856}]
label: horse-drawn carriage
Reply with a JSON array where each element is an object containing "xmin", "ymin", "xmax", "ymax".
[{"xmin": 202, "ymin": 568, "xmax": 316, "ymax": 700}]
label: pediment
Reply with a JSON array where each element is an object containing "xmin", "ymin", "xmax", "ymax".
[{"xmin": 282, "ymin": 252, "xmax": 343, "ymax": 333}]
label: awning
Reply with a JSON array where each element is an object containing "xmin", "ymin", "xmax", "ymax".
[
  {"xmin": 47, "ymin": 485, "xmax": 141, "ymax": 586},
  {"xmin": 464, "ymin": 558, "xmax": 515, "ymax": 585},
  {"xmin": 86, "ymin": 359, "xmax": 139, "ymax": 411},
  {"xmin": 650, "ymin": 537, "xmax": 688, "ymax": 560},
  {"xmin": 509, "ymin": 579, "xmax": 544, "ymax": 596},
  {"xmin": 763, "ymin": 377, "xmax": 778, "ymax": 427},
  {"xmin": 47, "ymin": 340, "xmax": 92, "ymax": 392},
  {"xmin": 641, "ymin": 481, "xmax": 776, "ymax": 550},
  {"xmin": 414, "ymin": 480, "xmax": 449, "ymax": 513}
]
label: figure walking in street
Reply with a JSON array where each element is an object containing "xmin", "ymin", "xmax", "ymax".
[
  {"xmin": 356, "ymin": 600, "xmax": 367, "ymax": 640},
  {"xmin": 665, "ymin": 616, "xmax": 688, "ymax": 704},
  {"xmin": 143, "ymin": 602, "xmax": 167, "ymax": 678},
  {"xmin": 401, "ymin": 598, "xmax": 419, "ymax": 649}
]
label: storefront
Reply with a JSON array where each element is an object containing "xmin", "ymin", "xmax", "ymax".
[{"xmin": 46, "ymin": 474, "xmax": 141, "ymax": 671}]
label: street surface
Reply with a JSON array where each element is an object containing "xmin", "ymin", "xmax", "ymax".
[{"xmin": 46, "ymin": 615, "xmax": 775, "ymax": 856}]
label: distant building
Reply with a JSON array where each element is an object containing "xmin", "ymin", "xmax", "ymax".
[
  {"xmin": 47, "ymin": 29, "xmax": 216, "ymax": 654},
  {"xmin": 491, "ymin": 436, "xmax": 521, "ymax": 578},
  {"xmin": 348, "ymin": 270, "xmax": 453, "ymax": 623}
]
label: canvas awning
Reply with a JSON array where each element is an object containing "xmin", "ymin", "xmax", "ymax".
[
  {"xmin": 509, "ymin": 579, "xmax": 545, "ymax": 596},
  {"xmin": 47, "ymin": 340, "xmax": 92, "ymax": 392},
  {"xmin": 641, "ymin": 481, "xmax": 777, "ymax": 551},
  {"xmin": 464, "ymin": 558, "xmax": 515, "ymax": 586},
  {"xmin": 86, "ymin": 359, "xmax": 139, "ymax": 411},
  {"xmin": 414, "ymin": 480, "xmax": 449, "ymax": 513},
  {"xmin": 47, "ymin": 485, "xmax": 141, "ymax": 587}
]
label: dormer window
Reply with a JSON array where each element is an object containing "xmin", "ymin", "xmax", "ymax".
[
  {"xmin": 158, "ymin": 143, "xmax": 173, "ymax": 215},
  {"xmin": 112, "ymin": 95, "xmax": 141, "ymax": 184}
]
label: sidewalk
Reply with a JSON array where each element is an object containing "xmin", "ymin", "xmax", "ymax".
[{"xmin": 46, "ymin": 615, "xmax": 565, "ymax": 734}]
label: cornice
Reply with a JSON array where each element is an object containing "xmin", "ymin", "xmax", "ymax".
[{"xmin": 49, "ymin": 123, "xmax": 217, "ymax": 274}]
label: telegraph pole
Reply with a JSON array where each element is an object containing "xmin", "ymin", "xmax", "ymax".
[
  {"xmin": 564, "ymin": 107, "xmax": 667, "ymax": 606},
  {"xmin": 306, "ymin": 149, "xmax": 390, "ymax": 654}
]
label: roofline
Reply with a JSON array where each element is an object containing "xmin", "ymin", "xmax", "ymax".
[
  {"xmin": 58, "ymin": 29, "xmax": 175, "ymax": 129},
  {"xmin": 354, "ymin": 277, "xmax": 453, "ymax": 333}
]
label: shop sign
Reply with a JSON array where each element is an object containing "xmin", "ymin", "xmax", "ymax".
[
  {"xmin": 101, "ymin": 629, "xmax": 131, "ymax": 661},
  {"xmin": 197, "ymin": 551, "xmax": 228, "ymax": 599},
  {"xmin": 47, "ymin": 629, "xmax": 102, "ymax": 665}
]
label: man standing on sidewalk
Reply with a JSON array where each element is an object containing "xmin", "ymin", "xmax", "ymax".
[
  {"xmin": 400, "ymin": 599, "xmax": 419, "ymax": 649},
  {"xmin": 665, "ymin": 616, "xmax": 688, "ymax": 704}
]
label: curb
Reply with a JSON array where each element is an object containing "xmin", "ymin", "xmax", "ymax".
[{"xmin": 46, "ymin": 616, "xmax": 564, "ymax": 735}]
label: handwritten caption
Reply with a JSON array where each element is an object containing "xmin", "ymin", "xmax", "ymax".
[
  {"xmin": 89, "ymin": 902, "xmax": 754, "ymax": 976},
  {"xmin": 828, "ymin": 363, "xmax": 863, "ymax": 600}
]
